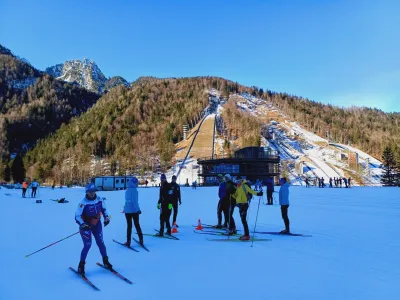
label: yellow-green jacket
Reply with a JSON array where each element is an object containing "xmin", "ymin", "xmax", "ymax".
[{"xmin": 233, "ymin": 180, "xmax": 259, "ymax": 204}]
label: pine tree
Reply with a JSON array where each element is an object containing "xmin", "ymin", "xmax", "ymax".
[
  {"xmin": 11, "ymin": 154, "xmax": 26, "ymax": 183},
  {"xmin": 2, "ymin": 164, "xmax": 11, "ymax": 182},
  {"xmin": 381, "ymin": 146, "xmax": 396, "ymax": 186}
]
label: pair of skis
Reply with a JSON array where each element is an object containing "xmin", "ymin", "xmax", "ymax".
[
  {"xmin": 113, "ymin": 237, "xmax": 150, "ymax": 252},
  {"xmin": 253, "ymin": 231, "xmax": 313, "ymax": 237},
  {"xmin": 69, "ymin": 262, "xmax": 132, "ymax": 291},
  {"xmin": 193, "ymin": 229, "xmax": 240, "ymax": 237},
  {"xmin": 142, "ymin": 229, "xmax": 180, "ymax": 240}
]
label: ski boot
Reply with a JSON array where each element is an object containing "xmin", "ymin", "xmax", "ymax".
[
  {"xmin": 77, "ymin": 261, "xmax": 85, "ymax": 276},
  {"xmin": 123, "ymin": 241, "xmax": 131, "ymax": 247},
  {"xmin": 212, "ymin": 224, "xmax": 223, "ymax": 229},
  {"xmin": 227, "ymin": 229, "xmax": 237, "ymax": 236},
  {"xmin": 239, "ymin": 235, "xmax": 250, "ymax": 241},
  {"xmin": 166, "ymin": 229, "xmax": 172, "ymax": 236},
  {"xmin": 102, "ymin": 256, "xmax": 113, "ymax": 269},
  {"xmin": 139, "ymin": 235, "xmax": 144, "ymax": 246},
  {"xmin": 280, "ymin": 229, "xmax": 290, "ymax": 234}
]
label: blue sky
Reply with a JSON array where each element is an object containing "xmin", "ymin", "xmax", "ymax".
[{"xmin": 1, "ymin": 0, "xmax": 399, "ymax": 112}]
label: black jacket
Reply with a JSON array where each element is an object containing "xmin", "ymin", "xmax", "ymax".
[
  {"xmin": 170, "ymin": 182, "xmax": 181, "ymax": 204},
  {"xmin": 224, "ymin": 180, "xmax": 237, "ymax": 206},
  {"xmin": 158, "ymin": 182, "xmax": 172, "ymax": 209}
]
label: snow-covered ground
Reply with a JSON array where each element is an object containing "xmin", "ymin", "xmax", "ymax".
[
  {"xmin": 226, "ymin": 93, "xmax": 384, "ymax": 186},
  {"xmin": 1, "ymin": 186, "xmax": 399, "ymax": 300}
]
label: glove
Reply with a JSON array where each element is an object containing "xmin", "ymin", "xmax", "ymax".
[
  {"xmin": 104, "ymin": 217, "xmax": 110, "ymax": 227},
  {"xmin": 257, "ymin": 191, "xmax": 263, "ymax": 196},
  {"xmin": 157, "ymin": 203, "xmax": 161, "ymax": 209},
  {"xmin": 138, "ymin": 210, "xmax": 142, "ymax": 214},
  {"xmin": 80, "ymin": 223, "xmax": 91, "ymax": 230},
  {"xmin": 168, "ymin": 203, "xmax": 173, "ymax": 210},
  {"xmin": 179, "ymin": 201, "xmax": 182, "ymax": 205}
]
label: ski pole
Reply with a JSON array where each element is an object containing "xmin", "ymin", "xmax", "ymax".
[
  {"xmin": 251, "ymin": 195, "xmax": 262, "ymax": 248},
  {"xmin": 25, "ymin": 231, "xmax": 80, "ymax": 258}
]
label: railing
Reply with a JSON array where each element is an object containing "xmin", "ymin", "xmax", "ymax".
[{"xmin": 197, "ymin": 153, "xmax": 280, "ymax": 161}]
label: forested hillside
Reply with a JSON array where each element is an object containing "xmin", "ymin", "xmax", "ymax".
[
  {"xmin": 262, "ymin": 91, "xmax": 400, "ymax": 160},
  {"xmin": 1, "ymin": 41, "xmax": 399, "ymax": 183},
  {"xmin": 23, "ymin": 77, "xmax": 243, "ymax": 182},
  {"xmin": 0, "ymin": 44, "xmax": 100, "ymax": 160}
]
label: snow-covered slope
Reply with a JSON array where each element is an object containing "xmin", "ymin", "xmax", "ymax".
[
  {"xmin": 217, "ymin": 92, "xmax": 384, "ymax": 186},
  {"xmin": 1, "ymin": 186, "xmax": 399, "ymax": 299},
  {"xmin": 45, "ymin": 59, "xmax": 129, "ymax": 94}
]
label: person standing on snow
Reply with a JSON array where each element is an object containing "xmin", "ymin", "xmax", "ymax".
[
  {"xmin": 224, "ymin": 174, "xmax": 237, "ymax": 235},
  {"xmin": 170, "ymin": 175, "xmax": 182, "ymax": 227},
  {"xmin": 22, "ymin": 181, "xmax": 28, "ymax": 198},
  {"xmin": 156, "ymin": 174, "xmax": 173, "ymax": 236},
  {"xmin": 75, "ymin": 183, "xmax": 112, "ymax": 275},
  {"xmin": 278, "ymin": 178, "xmax": 291, "ymax": 234},
  {"xmin": 343, "ymin": 177, "xmax": 348, "ymax": 188},
  {"xmin": 214, "ymin": 174, "xmax": 228, "ymax": 228},
  {"xmin": 233, "ymin": 177, "xmax": 263, "ymax": 240},
  {"xmin": 31, "ymin": 179, "xmax": 39, "ymax": 198},
  {"xmin": 266, "ymin": 177, "xmax": 274, "ymax": 205},
  {"xmin": 124, "ymin": 177, "xmax": 143, "ymax": 246}
]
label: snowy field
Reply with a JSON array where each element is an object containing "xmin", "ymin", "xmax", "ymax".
[{"xmin": 1, "ymin": 186, "xmax": 399, "ymax": 300}]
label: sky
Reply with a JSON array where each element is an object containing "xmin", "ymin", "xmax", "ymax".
[{"xmin": 1, "ymin": 0, "xmax": 399, "ymax": 112}]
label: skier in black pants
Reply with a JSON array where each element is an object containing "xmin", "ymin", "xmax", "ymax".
[
  {"xmin": 124, "ymin": 177, "xmax": 143, "ymax": 246},
  {"xmin": 156, "ymin": 174, "xmax": 173, "ymax": 236},
  {"xmin": 234, "ymin": 177, "xmax": 263, "ymax": 240},
  {"xmin": 215, "ymin": 174, "xmax": 228, "ymax": 228},
  {"xmin": 170, "ymin": 175, "xmax": 181, "ymax": 227},
  {"xmin": 278, "ymin": 177, "xmax": 291, "ymax": 234},
  {"xmin": 224, "ymin": 174, "xmax": 237, "ymax": 235}
]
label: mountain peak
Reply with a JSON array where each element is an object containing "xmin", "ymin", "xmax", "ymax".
[{"xmin": 45, "ymin": 59, "xmax": 128, "ymax": 94}]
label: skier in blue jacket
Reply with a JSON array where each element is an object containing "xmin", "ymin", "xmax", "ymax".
[
  {"xmin": 278, "ymin": 178, "xmax": 291, "ymax": 234},
  {"xmin": 75, "ymin": 183, "xmax": 112, "ymax": 275},
  {"xmin": 124, "ymin": 177, "xmax": 143, "ymax": 246},
  {"xmin": 214, "ymin": 174, "xmax": 228, "ymax": 228}
]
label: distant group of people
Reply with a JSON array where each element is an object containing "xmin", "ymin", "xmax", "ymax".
[
  {"xmin": 21, "ymin": 179, "xmax": 40, "ymax": 198},
  {"xmin": 305, "ymin": 177, "xmax": 352, "ymax": 188}
]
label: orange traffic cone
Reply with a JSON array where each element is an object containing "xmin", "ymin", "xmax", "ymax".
[
  {"xmin": 195, "ymin": 219, "xmax": 203, "ymax": 230},
  {"xmin": 172, "ymin": 222, "xmax": 178, "ymax": 234}
]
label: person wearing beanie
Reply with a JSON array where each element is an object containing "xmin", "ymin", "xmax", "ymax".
[
  {"xmin": 224, "ymin": 174, "xmax": 237, "ymax": 235},
  {"xmin": 75, "ymin": 183, "xmax": 112, "ymax": 275},
  {"xmin": 124, "ymin": 177, "xmax": 144, "ymax": 246},
  {"xmin": 156, "ymin": 174, "xmax": 173, "ymax": 236},
  {"xmin": 214, "ymin": 174, "xmax": 228, "ymax": 228},
  {"xmin": 233, "ymin": 177, "xmax": 263, "ymax": 240},
  {"xmin": 170, "ymin": 175, "xmax": 181, "ymax": 227}
]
